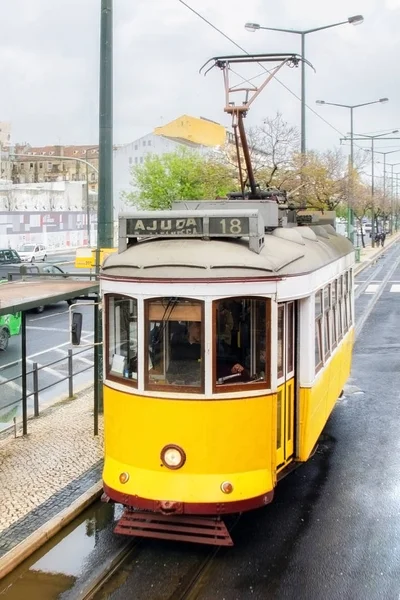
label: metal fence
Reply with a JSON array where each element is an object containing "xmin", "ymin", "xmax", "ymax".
[{"xmin": 0, "ymin": 347, "xmax": 93, "ymax": 426}]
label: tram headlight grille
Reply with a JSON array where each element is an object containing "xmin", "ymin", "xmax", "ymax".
[{"xmin": 161, "ymin": 445, "xmax": 186, "ymax": 470}]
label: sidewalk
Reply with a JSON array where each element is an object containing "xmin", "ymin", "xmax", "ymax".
[
  {"xmin": 354, "ymin": 231, "xmax": 400, "ymax": 275},
  {"xmin": 0, "ymin": 387, "xmax": 103, "ymax": 578}
]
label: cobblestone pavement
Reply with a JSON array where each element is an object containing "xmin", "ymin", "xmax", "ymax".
[{"xmin": 0, "ymin": 386, "xmax": 103, "ymax": 542}]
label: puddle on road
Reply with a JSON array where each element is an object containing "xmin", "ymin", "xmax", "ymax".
[{"xmin": 0, "ymin": 501, "xmax": 123, "ymax": 599}]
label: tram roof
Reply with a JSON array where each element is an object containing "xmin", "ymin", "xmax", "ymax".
[{"xmin": 102, "ymin": 225, "xmax": 354, "ymax": 280}]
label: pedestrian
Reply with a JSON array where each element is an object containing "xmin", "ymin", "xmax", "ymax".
[{"xmin": 381, "ymin": 231, "xmax": 386, "ymax": 247}]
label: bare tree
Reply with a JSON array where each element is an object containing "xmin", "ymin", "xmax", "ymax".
[{"xmin": 219, "ymin": 112, "xmax": 300, "ymax": 192}]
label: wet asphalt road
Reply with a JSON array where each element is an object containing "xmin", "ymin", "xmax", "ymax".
[
  {"xmin": 0, "ymin": 254, "xmax": 94, "ymax": 426},
  {"xmin": 91, "ymin": 244, "xmax": 400, "ymax": 600}
]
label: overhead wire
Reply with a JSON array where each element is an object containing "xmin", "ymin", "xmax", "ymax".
[{"xmin": 177, "ymin": 0, "xmax": 370, "ymax": 152}]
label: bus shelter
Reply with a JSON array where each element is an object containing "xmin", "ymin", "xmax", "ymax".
[{"xmin": 0, "ymin": 279, "xmax": 99, "ymax": 435}]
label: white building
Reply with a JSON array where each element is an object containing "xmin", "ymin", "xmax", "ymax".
[{"xmin": 113, "ymin": 133, "xmax": 212, "ymax": 215}]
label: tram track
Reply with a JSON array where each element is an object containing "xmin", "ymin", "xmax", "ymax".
[
  {"xmin": 355, "ymin": 245, "xmax": 400, "ymax": 338},
  {"xmin": 79, "ymin": 539, "xmax": 142, "ymax": 600},
  {"xmin": 78, "ymin": 515, "xmax": 241, "ymax": 600}
]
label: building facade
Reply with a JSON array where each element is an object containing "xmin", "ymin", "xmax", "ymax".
[
  {"xmin": 0, "ymin": 182, "xmax": 97, "ymax": 249},
  {"xmin": 113, "ymin": 115, "xmax": 228, "ymax": 214},
  {"xmin": 11, "ymin": 145, "xmax": 100, "ymax": 192}
]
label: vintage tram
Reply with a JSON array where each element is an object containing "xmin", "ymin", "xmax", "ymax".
[
  {"xmin": 96, "ymin": 52, "xmax": 354, "ymax": 545},
  {"xmin": 100, "ymin": 202, "xmax": 354, "ymax": 545}
]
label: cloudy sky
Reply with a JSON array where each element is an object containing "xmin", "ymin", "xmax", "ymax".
[{"xmin": 1, "ymin": 0, "xmax": 399, "ymax": 177}]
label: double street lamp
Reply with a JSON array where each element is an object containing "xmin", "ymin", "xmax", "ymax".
[
  {"xmin": 244, "ymin": 15, "xmax": 364, "ymax": 154},
  {"xmin": 316, "ymin": 97, "xmax": 389, "ymax": 242}
]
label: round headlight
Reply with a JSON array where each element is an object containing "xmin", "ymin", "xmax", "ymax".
[{"xmin": 161, "ymin": 445, "xmax": 186, "ymax": 470}]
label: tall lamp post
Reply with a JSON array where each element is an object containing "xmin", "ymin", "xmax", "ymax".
[
  {"xmin": 382, "ymin": 160, "xmax": 400, "ymax": 234},
  {"xmin": 316, "ymin": 98, "xmax": 388, "ymax": 243},
  {"xmin": 341, "ymin": 131, "xmax": 400, "ymax": 246},
  {"xmin": 244, "ymin": 15, "xmax": 364, "ymax": 154}
]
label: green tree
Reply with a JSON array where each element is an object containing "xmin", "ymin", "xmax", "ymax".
[{"xmin": 123, "ymin": 149, "xmax": 236, "ymax": 210}]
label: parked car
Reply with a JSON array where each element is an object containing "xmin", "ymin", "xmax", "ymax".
[
  {"xmin": 18, "ymin": 243, "xmax": 47, "ymax": 263},
  {"xmin": 3, "ymin": 262, "xmax": 75, "ymax": 313},
  {"xmin": 0, "ymin": 249, "xmax": 21, "ymax": 265}
]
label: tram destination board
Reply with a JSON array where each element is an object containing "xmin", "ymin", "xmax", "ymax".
[
  {"xmin": 126, "ymin": 217, "xmax": 203, "ymax": 236},
  {"xmin": 125, "ymin": 215, "xmax": 251, "ymax": 237}
]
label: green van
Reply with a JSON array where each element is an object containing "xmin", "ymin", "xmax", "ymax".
[{"xmin": 0, "ymin": 279, "xmax": 22, "ymax": 350}]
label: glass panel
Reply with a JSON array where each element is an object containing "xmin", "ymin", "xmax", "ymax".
[
  {"xmin": 338, "ymin": 301, "xmax": 343, "ymax": 338},
  {"xmin": 215, "ymin": 298, "xmax": 268, "ymax": 387},
  {"xmin": 343, "ymin": 298, "xmax": 348, "ymax": 332},
  {"xmin": 323, "ymin": 286, "xmax": 330, "ymax": 311},
  {"xmin": 277, "ymin": 390, "xmax": 282, "ymax": 450},
  {"xmin": 332, "ymin": 280, "xmax": 337, "ymax": 307},
  {"xmin": 277, "ymin": 305, "xmax": 285, "ymax": 379},
  {"xmin": 315, "ymin": 290, "xmax": 322, "ymax": 317},
  {"xmin": 287, "ymin": 303, "xmax": 294, "ymax": 373},
  {"xmin": 339, "ymin": 275, "xmax": 344, "ymax": 298},
  {"xmin": 315, "ymin": 319, "xmax": 322, "ymax": 369},
  {"xmin": 287, "ymin": 384, "xmax": 292, "ymax": 442},
  {"xmin": 108, "ymin": 296, "xmax": 138, "ymax": 382},
  {"xmin": 344, "ymin": 272, "xmax": 349, "ymax": 295},
  {"xmin": 324, "ymin": 313, "xmax": 330, "ymax": 358},
  {"xmin": 331, "ymin": 308, "xmax": 337, "ymax": 347},
  {"xmin": 348, "ymin": 293, "xmax": 352, "ymax": 325},
  {"xmin": 146, "ymin": 298, "xmax": 203, "ymax": 389}
]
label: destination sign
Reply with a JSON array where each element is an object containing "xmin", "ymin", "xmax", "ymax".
[
  {"xmin": 296, "ymin": 214, "xmax": 313, "ymax": 224},
  {"xmin": 120, "ymin": 210, "xmax": 264, "ymax": 254},
  {"xmin": 126, "ymin": 217, "xmax": 203, "ymax": 236}
]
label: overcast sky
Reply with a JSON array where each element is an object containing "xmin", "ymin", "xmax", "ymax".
[{"xmin": 1, "ymin": 0, "xmax": 399, "ymax": 177}]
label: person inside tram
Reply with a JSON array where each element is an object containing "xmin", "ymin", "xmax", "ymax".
[
  {"xmin": 167, "ymin": 321, "xmax": 202, "ymax": 385},
  {"xmin": 216, "ymin": 339, "xmax": 250, "ymax": 384}
]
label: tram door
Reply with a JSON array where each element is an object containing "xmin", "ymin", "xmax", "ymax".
[{"xmin": 276, "ymin": 302, "xmax": 295, "ymax": 471}]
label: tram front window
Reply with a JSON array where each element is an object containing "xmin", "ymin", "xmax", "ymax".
[
  {"xmin": 146, "ymin": 298, "xmax": 203, "ymax": 391},
  {"xmin": 215, "ymin": 298, "xmax": 269, "ymax": 388},
  {"xmin": 107, "ymin": 295, "xmax": 138, "ymax": 383}
]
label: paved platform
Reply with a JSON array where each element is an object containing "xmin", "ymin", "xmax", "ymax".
[
  {"xmin": 0, "ymin": 232, "xmax": 399, "ymax": 579},
  {"xmin": 0, "ymin": 387, "xmax": 103, "ymax": 575}
]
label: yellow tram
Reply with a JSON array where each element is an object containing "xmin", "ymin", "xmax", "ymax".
[{"xmin": 100, "ymin": 204, "xmax": 355, "ymax": 545}]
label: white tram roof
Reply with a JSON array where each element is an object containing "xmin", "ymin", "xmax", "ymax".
[{"xmin": 102, "ymin": 225, "xmax": 354, "ymax": 280}]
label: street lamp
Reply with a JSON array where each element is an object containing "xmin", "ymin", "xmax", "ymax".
[
  {"xmin": 377, "ymin": 159, "xmax": 400, "ymax": 234},
  {"xmin": 244, "ymin": 15, "xmax": 364, "ymax": 154},
  {"xmin": 341, "ymin": 130, "xmax": 400, "ymax": 246},
  {"xmin": 316, "ymin": 98, "xmax": 389, "ymax": 242}
]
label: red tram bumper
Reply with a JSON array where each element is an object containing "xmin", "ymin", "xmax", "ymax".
[{"xmin": 103, "ymin": 482, "xmax": 274, "ymax": 515}]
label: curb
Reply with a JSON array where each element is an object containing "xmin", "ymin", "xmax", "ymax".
[{"xmin": 0, "ymin": 480, "xmax": 103, "ymax": 581}]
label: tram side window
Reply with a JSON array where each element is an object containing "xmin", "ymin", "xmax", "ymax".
[
  {"xmin": 107, "ymin": 295, "xmax": 138, "ymax": 383},
  {"xmin": 315, "ymin": 290, "xmax": 323, "ymax": 371},
  {"xmin": 337, "ymin": 276, "xmax": 343, "ymax": 340},
  {"xmin": 214, "ymin": 297, "xmax": 269, "ymax": 389},
  {"xmin": 323, "ymin": 285, "xmax": 331, "ymax": 360},
  {"xmin": 331, "ymin": 280, "xmax": 338, "ymax": 349},
  {"xmin": 145, "ymin": 298, "xmax": 203, "ymax": 391},
  {"xmin": 347, "ymin": 270, "xmax": 353, "ymax": 326}
]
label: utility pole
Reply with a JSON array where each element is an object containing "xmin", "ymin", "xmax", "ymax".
[
  {"xmin": 94, "ymin": 0, "xmax": 113, "ymax": 421},
  {"xmin": 97, "ymin": 0, "xmax": 114, "ymax": 254}
]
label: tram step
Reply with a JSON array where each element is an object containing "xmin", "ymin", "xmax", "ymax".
[{"xmin": 114, "ymin": 509, "xmax": 233, "ymax": 546}]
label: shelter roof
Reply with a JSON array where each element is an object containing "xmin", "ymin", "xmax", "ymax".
[{"xmin": 0, "ymin": 280, "xmax": 99, "ymax": 316}]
